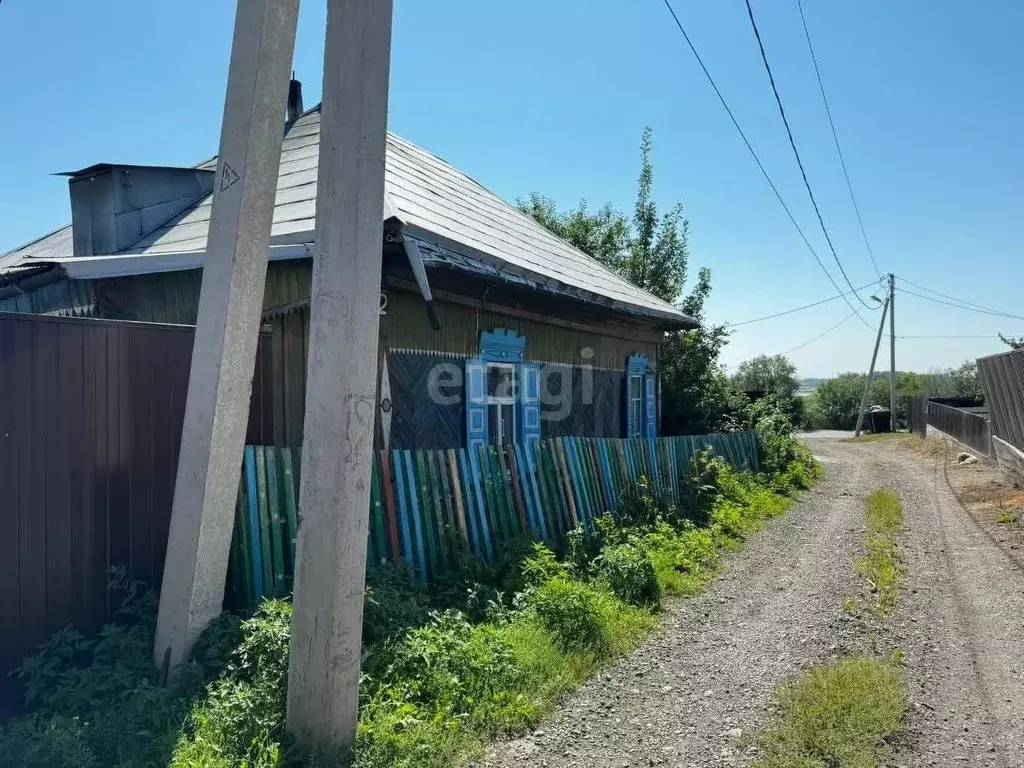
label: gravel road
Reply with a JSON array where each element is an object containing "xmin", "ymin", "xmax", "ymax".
[{"xmin": 477, "ymin": 435, "xmax": 1024, "ymax": 768}]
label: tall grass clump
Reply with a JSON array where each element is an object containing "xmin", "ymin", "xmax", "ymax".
[{"xmin": 753, "ymin": 657, "xmax": 906, "ymax": 768}]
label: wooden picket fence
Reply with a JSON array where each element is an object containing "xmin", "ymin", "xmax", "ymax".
[{"xmin": 227, "ymin": 431, "xmax": 760, "ymax": 606}]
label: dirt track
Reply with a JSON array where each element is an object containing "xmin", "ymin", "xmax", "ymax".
[{"xmin": 478, "ymin": 435, "xmax": 1024, "ymax": 768}]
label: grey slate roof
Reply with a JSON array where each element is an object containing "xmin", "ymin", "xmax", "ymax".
[{"xmin": 1, "ymin": 108, "xmax": 693, "ymax": 326}]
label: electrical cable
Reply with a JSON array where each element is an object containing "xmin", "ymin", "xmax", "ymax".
[
  {"xmin": 796, "ymin": 0, "xmax": 881, "ymax": 278},
  {"xmin": 779, "ymin": 308, "xmax": 860, "ymax": 355},
  {"xmin": 657, "ymin": 0, "xmax": 875, "ymax": 330},
  {"xmin": 897, "ymin": 276, "xmax": 1024, "ymax": 320},
  {"xmin": 898, "ymin": 287, "xmax": 1024, "ymax": 321},
  {"xmin": 727, "ymin": 280, "xmax": 878, "ymax": 327},
  {"xmin": 897, "ymin": 335, "xmax": 1019, "ymax": 340},
  {"xmin": 743, "ymin": 0, "xmax": 874, "ymax": 310}
]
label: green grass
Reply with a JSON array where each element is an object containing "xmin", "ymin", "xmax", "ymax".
[
  {"xmin": 854, "ymin": 488, "xmax": 904, "ymax": 615},
  {"xmin": 752, "ymin": 657, "xmax": 906, "ymax": 768},
  {"xmin": 841, "ymin": 433, "xmax": 915, "ymax": 444}
]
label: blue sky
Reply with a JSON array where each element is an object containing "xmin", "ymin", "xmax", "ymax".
[{"xmin": 1, "ymin": 0, "xmax": 1021, "ymax": 376}]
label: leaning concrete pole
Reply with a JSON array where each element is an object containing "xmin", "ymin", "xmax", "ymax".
[
  {"xmin": 286, "ymin": 0, "xmax": 394, "ymax": 752},
  {"xmin": 154, "ymin": 0, "xmax": 300, "ymax": 674}
]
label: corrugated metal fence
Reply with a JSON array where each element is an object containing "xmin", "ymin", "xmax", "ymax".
[
  {"xmin": 926, "ymin": 401, "xmax": 993, "ymax": 456},
  {"xmin": 0, "ymin": 313, "xmax": 272, "ymax": 710},
  {"xmin": 977, "ymin": 348, "xmax": 1024, "ymax": 452},
  {"xmin": 227, "ymin": 431, "xmax": 760, "ymax": 604}
]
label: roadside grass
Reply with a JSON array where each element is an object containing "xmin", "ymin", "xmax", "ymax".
[
  {"xmin": 854, "ymin": 488, "xmax": 905, "ymax": 615},
  {"xmin": 841, "ymin": 433, "xmax": 917, "ymax": 444},
  {"xmin": 751, "ymin": 657, "xmax": 906, "ymax": 768}
]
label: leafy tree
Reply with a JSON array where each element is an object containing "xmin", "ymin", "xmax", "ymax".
[
  {"xmin": 518, "ymin": 128, "xmax": 738, "ymax": 434},
  {"xmin": 814, "ymin": 373, "xmax": 865, "ymax": 431},
  {"xmin": 999, "ymin": 333, "xmax": 1024, "ymax": 350},
  {"xmin": 517, "ymin": 194, "xmax": 629, "ymax": 270},
  {"xmin": 732, "ymin": 355, "xmax": 800, "ymax": 401}
]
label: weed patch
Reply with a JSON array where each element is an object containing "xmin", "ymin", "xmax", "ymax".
[
  {"xmin": 854, "ymin": 488, "xmax": 905, "ymax": 615},
  {"xmin": 752, "ymin": 657, "xmax": 906, "ymax": 768}
]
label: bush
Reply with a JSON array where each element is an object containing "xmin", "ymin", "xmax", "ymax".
[
  {"xmin": 601, "ymin": 542, "xmax": 661, "ymax": 608},
  {"xmin": 529, "ymin": 578, "xmax": 610, "ymax": 656},
  {"xmin": 170, "ymin": 600, "xmax": 293, "ymax": 767}
]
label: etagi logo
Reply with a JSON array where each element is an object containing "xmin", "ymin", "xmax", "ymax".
[{"xmin": 425, "ymin": 347, "xmax": 596, "ymax": 422}]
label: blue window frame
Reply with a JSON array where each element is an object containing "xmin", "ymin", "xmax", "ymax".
[
  {"xmin": 465, "ymin": 328, "xmax": 541, "ymax": 448},
  {"xmin": 626, "ymin": 353, "xmax": 657, "ymax": 438}
]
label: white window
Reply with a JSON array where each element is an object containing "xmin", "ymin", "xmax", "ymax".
[
  {"xmin": 487, "ymin": 362, "xmax": 517, "ymax": 445},
  {"xmin": 628, "ymin": 375, "xmax": 643, "ymax": 438}
]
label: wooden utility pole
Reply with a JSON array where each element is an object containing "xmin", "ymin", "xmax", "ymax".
[
  {"xmin": 154, "ymin": 0, "xmax": 300, "ymax": 674},
  {"xmin": 286, "ymin": 0, "xmax": 394, "ymax": 753},
  {"xmin": 854, "ymin": 297, "xmax": 890, "ymax": 437},
  {"xmin": 888, "ymin": 273, "xmax": 897, "ymax": 432}
]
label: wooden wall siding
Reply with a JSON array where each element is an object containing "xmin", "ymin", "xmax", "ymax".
[
  {"xmin": 540, "ymin": 367, "xmax": 624, "ymax": 439},
  {"xmin": 382, "ymin": 289, "xmax": 660, "ymax": 370},
  {"xmin": 977, "ymin": 349, "xmax": 1024, "ymax": 452},
  {"xmin": 232, "ymin": 431, "xmax": 760, "ymax": 593},
  {"xmin": 0, "ymin": 313, "xmax": 273, "ymax": 703},
  {"xmin": 0, "ymin": 278, "xmax": 97, "ymax": 317},
  {"xmin": 388, "ymin": 351, "xmax": 464, "ymax": 450}
]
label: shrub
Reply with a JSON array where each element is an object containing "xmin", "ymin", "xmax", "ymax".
[
  {"xmin": 530, "ymin": 578, "xmax": 609, "ymax": 656},
  {"xmin": 169, "ymin": 600, "xmax": 293, "ymax": 767},
  {"xmin": 601, "ymin": 542, "xmax": 661, "ymax": 608},
  {"xmin": 520, "ymin": 542, "xmax": 569, "ymax": 589},
  {"xmin": 355, "ymin": 611, "xmax": 536, "ymax": 767}
]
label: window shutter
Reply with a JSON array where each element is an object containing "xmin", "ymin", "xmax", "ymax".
[
  {"xmin": 518, "ymin": 362, "xmax": 541, "ymax": 445},
  {"xmin": 465, "ymin": 359, "xmax": 488, "ymax": 452},
  {"xmin": 625, "ymin": 375, "xmax": 635, "ymax": 438},
  {"xmin": 644, "ymin": 373, "xmax": 657, "ymax": 438}
]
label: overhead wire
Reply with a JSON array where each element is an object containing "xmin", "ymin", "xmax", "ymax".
[
  {"xmin": 897, "ymin": 335, "xmax": 1019, "ymax": 340},
  {"xmin": 779, "ymin": 307, "xmax": 860, "ymax": 355},
  {"xmin": 657, "ymin": 0, "xmax": 875, "ymax": 330},
  {"xmin": 897, "ymin": 275, "xmax": 1024, "ymax": 320},
  {"xmin": 796, "ymin": 0, "xmax": 881, "ymax": 278},
  {"xmin": 727, "ymin": 279, "xmax": 878, "ymax": 327},
  {"xmin": 898, "ymin": 287, "xmax": 1024, "ymax": 321},
  {"xmin": 743, "ymin": 0, "xmax": 874, "ymax": 310}
]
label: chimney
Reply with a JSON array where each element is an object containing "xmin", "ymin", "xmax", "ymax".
[
  {"xmin": 61, "ymin": 164, "xmax": 215, "ymax": 257},
  {"xmin": 287, "ymin": 76, "xmax": 304, "ymax": 122}
]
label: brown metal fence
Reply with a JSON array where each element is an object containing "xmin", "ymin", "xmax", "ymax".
[
  {"xmin": 977, "ymin": 348, "xmax": 1024, "ymax": 452},
  {"xmin": 0, "ymin": 313, "xmax": 272, "ymax": 711},
  {"xmin": 907, "ymin": 396, "xmax": 928, "ymax": 437},
  {"xmin": 925, "ymin": 401, "xmax": 993, "ymax": 456}
]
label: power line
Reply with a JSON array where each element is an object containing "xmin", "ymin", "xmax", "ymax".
[
  {"xmin": 796, "ymin": 0, "xmax": 880, "ymax": 278},
  {"xmin": 780, "ymin": 308, "xmax": 860, "ymax": 355},
  {"xmin": 743, "ymin": 0, "xmax": 873, "ymax": 310},
  {"xmin": 657, "ymin": 0, "xmax": 874, "ymax": 330},
  {"xmin": 898, "ymin": 287, "xmax": 1024, "ymax": 321},
  {"xmin": 897, "ymin": 335, "xmax": 1018, "ymax": 340},
  {"xmin": 897, "ymin": 275, "xmax": 1024, "ymax": 320},
  {"xmin": 727, "ymin": 280, "xmax": 878, "ymax": 327}
]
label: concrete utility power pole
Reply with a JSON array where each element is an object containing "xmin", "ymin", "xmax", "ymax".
[
  {"xmin": 854, "ymin": 296, "xmax": 890, "ymax": 437},
  {"xmin": 154, "ymin": 0, "xmax": 300, "ymax": 674},
  {"xmin": 889, "ymin": 273, "xmax": 897, "ymax": 432},
  {"xmin": 286, "ymin": 0, "xmax": 395, "ymax": 753}
]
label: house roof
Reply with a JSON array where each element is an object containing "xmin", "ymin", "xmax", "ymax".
[{"xmin": 1, "ymin": 108, "xmax": 694, "ymax": 327}]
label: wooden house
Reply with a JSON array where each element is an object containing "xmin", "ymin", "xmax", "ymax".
[{"xmin": 0, "ymin": 91, "xmax": 695, "ymax": 452}]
